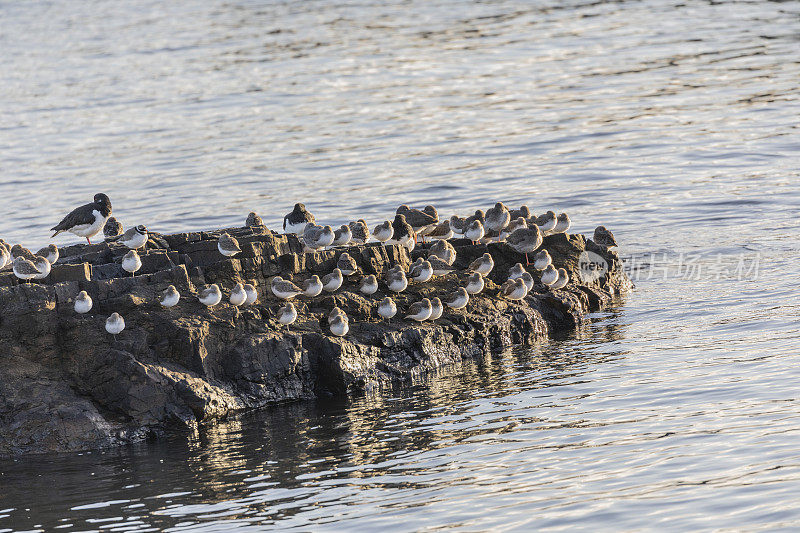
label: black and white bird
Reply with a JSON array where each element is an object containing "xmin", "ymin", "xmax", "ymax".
[
  {"xmin": 117, "ymin": 225, "xmax": 148, "ymax": 250},
  {"xmin": 51, "ymin": 193, "xmax": 112, "ymax": 244},
  {"xmin": 218, "ymin": 233, "xmax": 241, "ymax": 257},
  {"xmin": 303, "ymin": 224, "xmax": 335, "ymax": 250},
  {"xmin": 74, "ymin": 290, "xmax": 93, "ymax": 314},
  {"xmin": 105, "ymin": 312, "xmax": 125, "ymax": 339},
  {"xmin": 104, "ymin": 217, "xmax": 123, "ymax": 241},
  {"xmin": 159, "ymin": 285, "xmax": 180, "ymax": 308},
  {"xmin": 464, "ymin": 220, "xmax": 485, "ymax": 245},
  {"xmin": 409, "ymin": 260, "xmax": 433, "ymax": 283},
  {"xmin": 388, "ymin": 214, "xmax": 415, "ymax": 251},
  {"xmin": 283, "ymin": 203, "xmax": 315, "ymax": 235},
  {"xmin": 36, "ymin": 244, "xmax": 59, "ymax": 265}
]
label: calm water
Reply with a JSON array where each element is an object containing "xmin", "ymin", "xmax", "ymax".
[{"xmin": 2, "ymin": 0, "xmax": 800, "ymax": 530}]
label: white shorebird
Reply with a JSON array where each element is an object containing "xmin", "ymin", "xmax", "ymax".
[
  {"xmin": 373, "ymin": 220, "xmax": 394, "ymax": 244},
  {"xmin": 465, "ymin": 272, "xmax": 485, "ymax": 295},
  {"xmin": 409, "ymin": 260, "xmax": 433, "ymax": 283},
  {"xmin": 304, "ymin": 224, "xmax": 335, "ymax": 251},
  {"xmin": 464, "ymin": 220, "xmax": 485, "ymax": 245},
  {"xmin": 13, "ymin": 256, "xmax": 39, "ymax": 283},
  {"xmin": 246, "ymin": 212, "xmax": 264, "ymax": 227},
  {"xmin": 520, "ymin": 272, "xmax": 535, "ymax": 292},
  {"xmin": 428, "ymin": 297, "xmax": 443, "ymax": 321},
  {"xmin": 74, "ymin": 291, "xmax": 93, "ymax": 314},
  {"xmin": 50, "ymin": 193, "xmax": 112, "ymax": 244},
  {"xmin": 322, "ymin": 268, "xmax": 344, "ymax": 293},
  {"xmin": 485, "ymin": 202, "xmax": 510, "ymax": 233},
  {"xmin": 550, "ymin": 268, "xmax": 569, "ymax": 290},
  {"xmin": 300, "ymin": 275, "xmax": 323, "ymax": 297},
  {"xmin": 0, "ymin": 246, "xmax": 9, "ymax": 269},
  {"xmin": 217, "ymin": 232, "xmax": 241, "ymax": 257},
  {"xmin": 501, "ymin": 278, "xmax": 528, "ymax": 300},
  {"xmin": 159, "ymin": 285, "xmax": 180, "ymax": 308},
  {"xmin": 198, "ymin": 284, "xmax": 223, "ymax": 306},
  {"xmin": 429, "ymin": 240, "xmax": 456, "ymax": 265},
  {"xmin": 506, "ymin": 226, "xmax": 543, "ymax": 265},
  {"xmin": 500, "ymin": 217, "xmax": 527, "ymax": 241},
  {"xmin": 36, "ymin": 244, "xmax": 59, "ymax": 265},
  {"xmin": 378, "ymin": 297, "xmax": 397, "ymax": 319},
  {"xmin": 533, "ymin": 250, "xmax": 552, "ymax": 271},
  {"xmin": 337, "ymin": 253, "xmax": 358, "ymax": 276},
  {"xmin": 349, "ymin": 219, "xmax": 370, "ymax": 244},
  {"xmin": 283, "ymin": 203, "xmax": 315, "ymax": 235},
  {"xmin": 122, "ymin": 250, "xmax": 142, "ymax": 276},
  {"xmin": 359, "ymin": 274, "xmax": 378, "ymax": 296},
  {"xmin": 332, "ymin": 224, "xmax": 352, "ymax": 247},
  {"xmin": 508, "ymin": 263, "xmax": 526, "ymax": 280},
  {"xmin": 105, "ymin": 312, "xmax": 125, "ymax": 339},
  {"xmin": 428, "ymin": 256, "xmax": 455, "ymax": 276},
  {"xmin": 540, "ymin": 265, "xmax": 559, "ymax": 287},
  {"xmin": 405, "ymin": 298, "xmax": 433, "ymax": 322},
  {"xmin": 32, "ymin": 256, "xmax": 51, "ymax": 279},
  {"xmin": 552, "ymin": 213, "xmax": 571, "ymax": 234},
  {"xmin": 386, "ymin": 268, "xmax": 408, "ymax": 293},
  {"xmin": 330, "ymin": 313, "xmax": 349, "ymax": 336},
  {"xmin": 243, "ymin": 283, "xmax": 258, "ymax": 305},
  {"xmin": 229, "ymin": 283, "xmax": 247, "ymax": 306},
  {"xmin": 534, "ymin": 211, "xmax": 557, "ymax": 233},
  {"xmin": 428, "ymin": 221, "xmax": 454, "ymax": 241},
  {"xmin": 271, "ymin": 276, "xmax": 303, "ymax": 299},
  {"xmin": 469, "ymin": 253, "xmax": 494, "ymax": 276},
  {"xmin": 593, "ymin": 226, "xmax": 618, "ymax": 249},
  {"xmin": 277, "ymin": 302, "xmax": 297, "ymax": 327},
  {"xmin": 444, "ymin": 287, "xmax": 469, "ymax": 309}
]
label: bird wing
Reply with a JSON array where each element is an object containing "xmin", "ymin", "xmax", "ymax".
[{"xmin": 51, "ymin": 202, "xmax": 96, "ymax": 232}]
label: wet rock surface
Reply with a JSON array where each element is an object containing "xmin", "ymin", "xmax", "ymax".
[{"xmin": 0, "ymin": 227, "xmax": 631, "ymax": 456}]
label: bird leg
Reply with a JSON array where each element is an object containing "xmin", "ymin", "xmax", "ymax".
[
  {"xmin": 86, "ymin": 237, "xmax": 91, "ymax": 244},
  {"xmin": 525, "ymin": 252, "xmax": 531, "ymax": 265}
]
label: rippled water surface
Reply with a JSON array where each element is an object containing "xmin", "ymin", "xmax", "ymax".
[{"xmin": 2, "ymin": 0, "xmax": 800, "ymax": 530}]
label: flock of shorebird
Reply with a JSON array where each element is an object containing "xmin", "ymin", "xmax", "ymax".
[{"xmin": 0, "ymin": 194, "xmax": 618, "ymax": 340}]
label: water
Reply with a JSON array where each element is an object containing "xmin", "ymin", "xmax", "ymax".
[{"xmin": 2, "ymin": 0, "xmax": 800, "ymax": 530}]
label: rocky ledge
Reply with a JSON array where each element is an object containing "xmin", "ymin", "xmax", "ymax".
[{"xmin": 0, "ymin": 226, "xmax": 631, "ymax": 456}]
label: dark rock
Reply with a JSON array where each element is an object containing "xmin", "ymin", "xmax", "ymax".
[{"xmin": 0, "ymin": 226, "xmax": 630, "ymax": 457}]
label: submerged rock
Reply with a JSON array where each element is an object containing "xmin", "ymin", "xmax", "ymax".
[{"xmin": 0, "ymin": 226, "xmax": 630, "ymax": 456}]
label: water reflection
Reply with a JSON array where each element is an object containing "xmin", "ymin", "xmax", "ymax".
[{"xmin": 1, "ymin": 312, "xmax": 631, "ymax": 531}]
